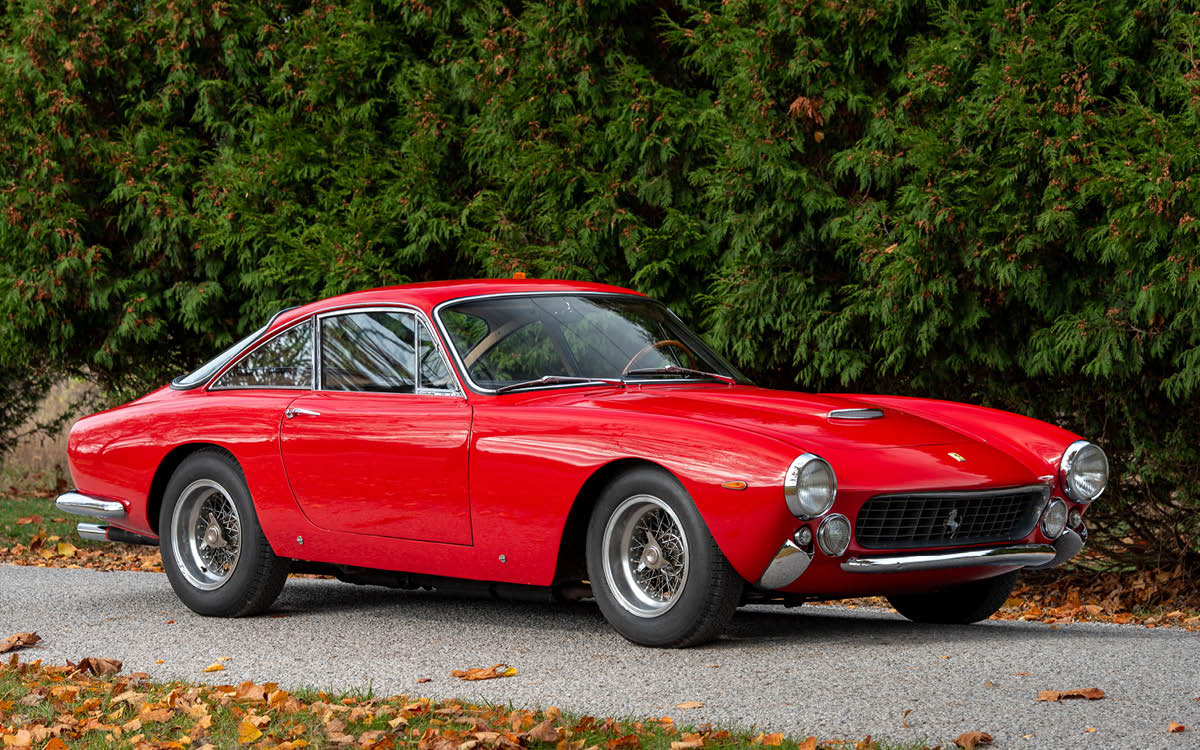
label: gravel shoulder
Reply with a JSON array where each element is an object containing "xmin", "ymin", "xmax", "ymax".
[{"xmin": 3, "ymin": 564, "xmax": 1197, "ymax": 749}]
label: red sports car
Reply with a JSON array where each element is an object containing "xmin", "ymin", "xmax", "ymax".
[{"xmin": 58, "ymin": 279, "xmax": 1107, "ymax": 647}]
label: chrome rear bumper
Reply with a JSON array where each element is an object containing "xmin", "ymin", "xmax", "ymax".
[
  {"xmin": 56, "ymin": 491, "xmax": 126, "ymax": 520},
  {"xmin": 57, "ymin": 491, "xmax": 154, "ymax": 545}
]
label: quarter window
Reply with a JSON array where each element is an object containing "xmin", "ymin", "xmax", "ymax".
[{"xmin": 213, "ymin": 320, "xmax": 314, "ymax": 389}]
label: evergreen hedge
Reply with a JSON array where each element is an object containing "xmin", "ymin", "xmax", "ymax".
[{"xmin": 1, "ymin": 0, "xmax": 1196, "ymax": 572}]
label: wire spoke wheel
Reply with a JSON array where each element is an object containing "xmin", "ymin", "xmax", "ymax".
[
  {"xmin": 169, "ymin": 478, "xmax": 243, "ymax": 591},
  {"xmin": 602, "ymin": 493, "xmax": 690, "ymax": 618}
]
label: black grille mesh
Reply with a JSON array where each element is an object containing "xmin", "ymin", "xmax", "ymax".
[{"xmin": 855, "ymin": 488, "xmax": 1046, "ymax": 549}]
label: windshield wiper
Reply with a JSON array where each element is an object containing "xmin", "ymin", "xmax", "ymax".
[
  {"xmin": 623, "ymin": 366, "xmax": 737, "ymax": 385},
  {"xmin": 494, "ymin": 375, "xmax": 626, "ymax": 394}
]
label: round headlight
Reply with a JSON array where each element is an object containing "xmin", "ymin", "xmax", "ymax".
[
  {"xmin": 1041, "ymin": 498, "xmax": 1068, "ymax": 539},
  {"xmin": 1060, "ymin": 441, "xmax": 1108, "ymax": 503},
  {"xmin": 784, "ymin": 454, "xmax": 837, "ymax": 518},
  {"xmin": 817, "ymin": 514, "xmax": 852, "ymax": 557}
]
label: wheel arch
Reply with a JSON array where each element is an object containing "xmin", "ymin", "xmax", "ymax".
[
  {"xmin": 147, "ymin": 442, "xmax": 238, "ymax": 535},
  {"xmin": 552, "ymin": 457, "xmax": 680, "ymax": 585}
]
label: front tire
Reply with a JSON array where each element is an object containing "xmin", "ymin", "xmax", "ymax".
[
  {"xmin": 586, "ymin": 467, "xmax": 743, "ymax": 647},
  {"xmin": 159, "ymin": 450, "xmax": 289, "ymax": 617},
  {"xmin": 887, "ymin": 571, "xmax": 1018, "ymax": 624}
]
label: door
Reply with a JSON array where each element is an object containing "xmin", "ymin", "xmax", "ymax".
[{"xmin": 279, "ymin": 308, "xmax": 472, "ymax": 545}]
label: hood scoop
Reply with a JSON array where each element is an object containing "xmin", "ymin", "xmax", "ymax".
[{"xmin": 827, "ymin": 407, "xmax": 884, "ymax": 421}]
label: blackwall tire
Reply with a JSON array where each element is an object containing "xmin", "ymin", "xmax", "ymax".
[
  {"xmin": 887, "ymin": 571, "xmax": 1018, "ymax": 625},
  {"xmin": 585, "ymin": 467, "xmax": 743, "ymax": 647},
  {"xmin": 159, "ymin": 450, "xmax": 289, "ymax": 617}
]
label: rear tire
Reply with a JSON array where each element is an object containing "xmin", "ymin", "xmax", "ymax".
[
  {"xmin": 586, "ymin": 467, "xmax": 743, "ymax": 647},
  {"xmin": 159, "ymin": 450, "xmax": 289, "ymax": 617},
  {"xmin": 887, "ymin": 571, "xmax": 1017, "ymax": 624}
]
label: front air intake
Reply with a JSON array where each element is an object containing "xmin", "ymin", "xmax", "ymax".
[{"xmin": 855, "ymin": 486, "xmax": 1048, "ymax": 549}]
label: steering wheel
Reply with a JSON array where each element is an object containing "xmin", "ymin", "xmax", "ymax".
[{"xmin": 621, "ymin": 339, "xmax": 697, "ymax": 375}]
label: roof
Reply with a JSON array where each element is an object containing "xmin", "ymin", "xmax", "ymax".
[{"xmin": 269, "ymin": 278, "xmax": 643, "ymax": 330}]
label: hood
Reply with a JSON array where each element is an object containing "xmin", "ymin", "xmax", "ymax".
[{"xmin": 576, "ymin": 385, "xmax": 966, "ymax": 451}]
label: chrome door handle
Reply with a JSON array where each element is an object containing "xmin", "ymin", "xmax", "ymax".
[{"xmin": 285, "ymin": 407, "xmax": 321, "ymax": 419}]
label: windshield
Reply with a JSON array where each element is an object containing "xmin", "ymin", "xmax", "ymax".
[{"xmin": 438, "ymin": 294, "xmax": 747, "ymax": 392}]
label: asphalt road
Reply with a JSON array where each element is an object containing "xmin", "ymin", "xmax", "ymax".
[{"xmin": 2, "ymin": 564, "xmax": 1196, "ymax": 749}]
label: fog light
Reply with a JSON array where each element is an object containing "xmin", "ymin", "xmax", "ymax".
[
  {"xmin": 1042, "ymin": 499, "xmax": 1068, "ymax": 539},
  {"xmin": 817, "ymin": 514, "xmax": 851, "ymax": 557},
  {"xmin": 794, "ymin": 527, "xmax": 813, "ymax": 546},
  {"xmin": 1068, "ymin": 508, "xmax": 1083, "ymax": 529}
]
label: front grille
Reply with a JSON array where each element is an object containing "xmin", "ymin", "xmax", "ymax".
[{"xmin": 855, "ymin": 486, "xmax": 1048, "ymax": 549}]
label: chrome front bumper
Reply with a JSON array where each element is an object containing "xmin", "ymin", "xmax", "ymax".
[
  {"xmin": 840, "ymin": 543, "xmax": 1055, "ymax": 573},
  {"xmin": 758, "ymin": 529, "xmax": 1083, "ymax": 589}
]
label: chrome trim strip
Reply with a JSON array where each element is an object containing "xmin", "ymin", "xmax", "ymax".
[
  {"xmin": 827, "ymin": 408, "xmax": 884, "ymax": 420},
  {"xmin": 56, "ymin": 492, "xmax": 126, "ymax": 520},
  {"xmin": 76, "ymin": 522, "xmax": 109, "ymax": 542},
  {"xmin": 757, "ymin": 539, "xmax": 812, "ymax": 589},
  {"xmin": 840, "ymin": 544, "xmax": 1056, "ymax": 573}
]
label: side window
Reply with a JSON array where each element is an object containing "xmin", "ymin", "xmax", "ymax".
[
  {"xmin": 321, "ymin": 312, "xmax": 417, "ymax": 393},
  {"xmin": 418, "ymin": 321, "xmax": 456, "ymax": 391},
  {"xmin": 213, "ymin": 320, "xmax": 314, "ymax": 389}
]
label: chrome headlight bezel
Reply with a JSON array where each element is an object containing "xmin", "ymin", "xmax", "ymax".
[
  {"xmin": 1041, "ymin": 498, "xmax": 1068, "ymax": 539},
  {"xmin": 783, "ymin": 453, "xmax": 837, "ymax": 519},
  {"xmin": 1059, "ymin": 440, "xmax": 1108, "ymax": 503},
  {"xmin": 816, "ymin": 513, "xmax": 852, "ymax": 557}
]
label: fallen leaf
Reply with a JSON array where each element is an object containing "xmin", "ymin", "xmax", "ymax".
[
  {"xmin": 758, "ymin": 732, "xmax": 784, "ymax": 746},
  {"xmin": 56, "ymin": 542, "xmax": 77, "ymax": 558},
  {"xmin": 1085, "ymin": 727, "xmax": 1097, "ymax": 733},
  {"xmin": 901, "ymin": 709, "xmax": 913, "ymax": 728},
  {"xmin": 676, "ymin": 701, "xmax": 703, "ymax": 710},
  {"xmin": 15, "ymin": 515, "xmax": 41, "ymax": 525},
  {"xmin": 450, "ymin": 664, "xmax": 517, "ymax": 681},
  {"xmin": 0, "ymin": 632, "xmax": 41, "ymax": 653},
  {"xmin": 954, "ymin": 731, "xmax": 993, "ymax": 749},
  {"xmin": 671, "ymin": 739, "xmax": 704, "ymax": 750},
  {"xmin": 1037, "ymin": 688, "xmax": 1105, "ymax": 702},
  {"xmin": 76, "ymin": 656, "xmax": 122, "ymax": 676},
  {"xmin": 1169, "ymin": 722, "xmax": 1186, "ymax": 733},
  {"xmin": 237, "ymin": 720, "xmax": 263, "ymax": 744},
  {"xmin": 43, "ymin": 739, "xmax": 68, "ymax": 750},
  {"xmin": 203, "ymin": 663, "xmax": 226, "ymax": 673},
  {"xmin": 416, "ymin": 677, "xmax": 431, "ymax": 684},
  {"xmin": 524, "ymin": 720, "xmax": 558, "ymax": 742},
  {"xmin": 798, "ymin": 739, "xmax": 818, "ymax": 750}
]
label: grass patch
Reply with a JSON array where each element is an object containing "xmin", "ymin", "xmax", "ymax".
[
  {"xmin": 0, "ymin": 485, "xmax": 162, "ymax": 573},
  {"xmin": 0, "ymin": 654, "xmax": 943, "ymax": 750}
]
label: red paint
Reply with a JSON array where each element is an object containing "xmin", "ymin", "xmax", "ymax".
[{"xmin": 65, "ymin": 279, "xmax": 1092, "ymax": 599}]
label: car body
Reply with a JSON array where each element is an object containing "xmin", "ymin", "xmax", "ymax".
[{"xmin": 57, "ymin": 279, "xmax": 1107, "ymax": 646}]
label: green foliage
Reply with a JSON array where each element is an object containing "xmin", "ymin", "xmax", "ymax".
[{"xmin": 0, "ymin": 0, "xmax": 1196, "ymax": 570}]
